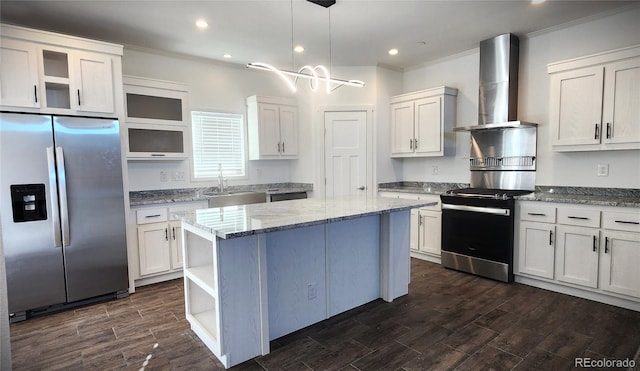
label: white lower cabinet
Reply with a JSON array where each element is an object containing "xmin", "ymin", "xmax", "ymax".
[
  {"xmin": 516, "ymin": 201, "xmax": 640, "ymax": 308},
  {"xmin": 517, "ymin": 221, "xmax": 555, "ymax": 279},
  {"xmin": 138, "ymin": 222, "xmax": 172, "ymax": 275},
  {"xmin": 414, "ymin": 208, "xmax": 442, "ymax": 258},
  {"xmin": 555, "ymin": 225, "xmax": 599, "ymax": 288},
  {"xmin": 132, "ymin": 201, "xmax": 207, "ymax": 286},
  {"xmin": 600, "ymin": 230, "xmax": 640, "ymax": 298},
  {"xmin": 380, "ymin": 191, "xmax": 441, "ymax": 262}
]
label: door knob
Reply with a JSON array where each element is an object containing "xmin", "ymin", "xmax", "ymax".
[{"xmin": 357, "ymin": 186, "xmax": 365, "ymax": 190}]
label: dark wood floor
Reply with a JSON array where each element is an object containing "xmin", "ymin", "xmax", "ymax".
[{"xmin": 10, "ymin": 259, "xmax": 640, "ymax": 370}]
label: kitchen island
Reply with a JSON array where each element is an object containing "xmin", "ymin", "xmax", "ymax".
[{"xmin": 172, "ymin": 196, "xmax": 436, "ymax": 368}]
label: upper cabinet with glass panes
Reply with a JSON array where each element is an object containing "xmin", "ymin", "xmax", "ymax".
[
  {"xmin": 123, "ymin": 76, "xmax": 190, "ymax": 160},
  {"xmin": 0, "ymin": 23, "xmax": 123, "ymax": 117}
]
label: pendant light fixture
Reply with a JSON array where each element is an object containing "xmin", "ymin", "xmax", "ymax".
[{"xmin": 246, "ymin": 0, "xmax": 364, "ymax": 93}]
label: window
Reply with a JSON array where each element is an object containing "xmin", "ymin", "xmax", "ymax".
[{"xmin": 191, "ymin": 111, "xmax": 246, "ymax": 179}]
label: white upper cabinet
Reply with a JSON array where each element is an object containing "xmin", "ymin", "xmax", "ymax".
[
  {"xmin": 548, "ymin": 45, "xmax": 640, "ymax": 151},
  {"xmin": 0, "ymin": 23, "xmax": 123, "ymax": 117},
  {"xmin": 247, "ymin": 95, "xmax": 298, "ymax": 160},
  {"xmin": 601, "ymin": 57, "xmax": 640, "ymax": 146},
  {"xmin": 123, "ymin": 76, "xmax": 190, "ymax": 160},
  {"xmin": 390, "ymin": 86, "xmax": 457, "ymax": 158},
  {"xmin": 72, "ymin": 50, "xmax": 114, "ymax": 114},
  {"xmin": 0, "ymin": 38, "xmax": 40, "ymax": 109}
]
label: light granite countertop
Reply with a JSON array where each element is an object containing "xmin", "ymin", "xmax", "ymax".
[
  {"xmin": 172, "ymin": 196, "xmax": 437, "ymax": 239},
  {"xmin": 378, "ymin": 182, "xmax": 640, "ymax": 208},
  {"xmin": 516, "ymin": 186, "xmax": 640, "ymax": 208},
  {"xmin": 129, "ymin": 183, "xmax": 312, "ymax": 206}
]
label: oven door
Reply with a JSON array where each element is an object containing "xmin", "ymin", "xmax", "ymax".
[{"xmin": 440, "ymin": 196, "xmax": 515, "ymax": 282}]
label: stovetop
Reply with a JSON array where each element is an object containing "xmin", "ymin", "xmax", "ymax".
[{"xmin": 444, "ymin": 188, "xmax": 533, "ymax": 200}]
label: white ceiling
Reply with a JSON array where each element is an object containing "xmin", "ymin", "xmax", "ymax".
[{"xmin": 1, "ymin": 0, "xmax": 638, "ymax": 70}]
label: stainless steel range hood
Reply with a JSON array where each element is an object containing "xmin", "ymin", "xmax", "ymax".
[{"xmin": 454, "ymin": 33, "xmax": 537, "ymax": 132}]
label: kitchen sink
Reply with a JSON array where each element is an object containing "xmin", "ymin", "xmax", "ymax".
[{"xmin": 206, "ymin": 191, "xmax": 267, "ymax": 208}]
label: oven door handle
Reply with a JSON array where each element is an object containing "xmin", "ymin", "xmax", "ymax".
[{"xmin": 442, "ymin": 204, "xmax": 510, "ymax": 216}]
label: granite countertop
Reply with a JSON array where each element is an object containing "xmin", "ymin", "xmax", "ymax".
[
  {"xmin": 516, "ymin": 186, "xmax": 640, "ymax": 208},
  {"xmin": 172, "ymin": 196, "xmax": 437, "ymax": 239},
  {"xmin": 129, "ymin": 183, "xmax": 313, "ymax": 206},
  {"xmin": 378, "ymin": 182, "xmax": 469, "ymax": 195},
  {"xmin": 378, "ymin": 182, "xmax": 640, "ymax": 208}
]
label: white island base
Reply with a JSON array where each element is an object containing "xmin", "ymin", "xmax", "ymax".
[{"xmin": 179, "ymin": 209, "xmax": 417, "ymax": 367}]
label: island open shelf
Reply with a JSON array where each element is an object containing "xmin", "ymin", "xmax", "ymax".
[{"xmin": 174, "ymin": 196, "xmax": 436, "ymax": 368}]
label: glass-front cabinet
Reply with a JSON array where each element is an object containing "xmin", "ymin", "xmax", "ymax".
[{"xmin": 123, "ymin": 76, "xmax": 189, "ymax": 159}]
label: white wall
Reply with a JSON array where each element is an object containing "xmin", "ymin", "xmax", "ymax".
[
  {"xmin": 122, "ymin": 49, "xmax": 295, "ymax": 191},
  {"xmin": 400, "ymin": 7, "xmax": 640, "ymax": 188},
  {"xmin": 122, "ymin": 50, "xmax": 381, "ymax": 193},
  {"xmin": 123, "ymin": 6, "xmax": 640, "ymax": 192}
]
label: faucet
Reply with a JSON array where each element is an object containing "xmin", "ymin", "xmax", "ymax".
[{"xmin": 218, "ymin": 163, "xmax": 225, "ymax": 193}]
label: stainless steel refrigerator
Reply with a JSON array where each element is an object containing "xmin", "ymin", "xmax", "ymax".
[{"xmin": 0, "ymin": 112, "xmax": 128, "ymax": 319}]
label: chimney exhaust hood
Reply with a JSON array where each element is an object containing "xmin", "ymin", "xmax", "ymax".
[{"xmin": 454, "ymin": 33, "xmax": 537, "ymax": 132}]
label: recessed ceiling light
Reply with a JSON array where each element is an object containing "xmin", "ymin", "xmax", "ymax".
[
  {"xmin": 195, "ymin": 19, "xmax": 208, "ymax": 29},
  {"xmin": 531, "ymin": 0, "xmax": 546, "ymax": 4},
  {"xmin": 294, "ymin": 45, "xmax": 305, "ymax": 53},
  {"xmin": 223, "ymin": 54, "xmax": 232, "ymax": 59},
  {"xmin": 388, "ymin": 48, "xmax": 399, "ymax": 56}
]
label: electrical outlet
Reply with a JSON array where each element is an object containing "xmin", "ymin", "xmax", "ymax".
[
  {"xmin": 171, "ymin": 171, "xmax": 178, "ymax": 181},
  {"xmin": 432, "ymin": 166, "xmax": 439, "ymax": 175},
  {"xmin": 307, "ymin": 283, "xmax": 317, "ymax": 300},
  {"xmin": 597, "ymin": 164, "xmax": 609, "ymax": 177},
  {"xmin": 160, "ymin": 171, "xmax": 168, "ymax": 182}
]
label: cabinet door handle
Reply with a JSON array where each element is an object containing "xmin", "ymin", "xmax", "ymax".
[
  {"xmin": 77, "ymin": 89, "xmax": 81, "ymax": 106},
  {"xmin": 34, "ymin": 85, "xmax": 38, "ymax": 103},
  {"xmin": 282, "ymin": 142, "xmax": 285, "ymax": 153},
  {"xmin": 414, "ymin": 139, "xmax": 418, "ymax": 149},
  {"xmin": 593, "ymin": 235, "xmax": 597, "ymax": 252},
  {"xmin": 277, "ymin": 142, "xmax": 281, "ymax": 153},
  {"xmin": 409, "ymin": 138, "xmax": 413, "ymax": 150},
  {"xmin": 567, "ymin": 216, "xmax": 589, "ymax": 220},
  {"xmin": 527, "ymin": 212, "xmax": 546, "ymax": 216},
  {"xmin": 549, "ymin": 230, "xmax": 553, "ymax": 245},
  {"xmin": 615, "ymin": 220, "xmax": 639, "ymax": 225},
  {"xmin": 165, "ymin": 228, "xmax": 169, "ymax": 241},
  {"xmin": 606, "ymin": 122, "xmax": 611, "ymax": 139},
  {"xmin": 172, "ymin": 227, "xmax": 176, "ymax": 240},
  {"xmin": 604, "ymin": 236, "xmax": 609, "ymax": 253},
  {"xmin": 594, "ymin": 123, "xmax": 600, "ymax": 140}
]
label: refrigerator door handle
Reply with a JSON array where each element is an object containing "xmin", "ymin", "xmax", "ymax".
[
  {"xmin": 55, "ymin": 146, "xmax": 71, "ymax": 246},
  {"xmin": 47, "ymin": 146, "xmax": 62, "ymax": 248}
]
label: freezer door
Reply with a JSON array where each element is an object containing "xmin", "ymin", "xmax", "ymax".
[
  {"xmin": 0, "ymin": 113, "xmax": 66, "ymax": 313},
  {"xmin": 53, "ymin": 116, "xmax": 128, "ymax": 302}
]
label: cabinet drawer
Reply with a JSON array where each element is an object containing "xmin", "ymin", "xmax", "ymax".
[
  {"xmin": 557, "ymin": 207, "xmax": 600, "ymax": 228},
  {"xmin": 602, "ymin": 211, "xmax": 640, "ymax": 232},
  {"xmin": 520, "ymin": 204, "xmax": 556, "ymax": 223},
  {"xmin": 136, "ymin": 208, "xmax": 168, "ymax": 224}
]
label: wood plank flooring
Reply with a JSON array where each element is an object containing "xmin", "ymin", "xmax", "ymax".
[{"xmin": 10, "ymin": 259, "xmax": 640, "ymax": 370}]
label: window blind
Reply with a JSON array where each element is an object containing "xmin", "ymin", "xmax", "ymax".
[{"xmin": 192, "ymin": 111, "xmax": 245, "ymax": 178}]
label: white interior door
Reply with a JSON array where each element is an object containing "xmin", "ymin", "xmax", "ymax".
[{"xmin": 325, "ymin": 111, "xmax": 368, "ymax": 198}]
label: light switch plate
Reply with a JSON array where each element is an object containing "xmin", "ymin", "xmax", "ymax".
[{"xmin": 597, "ymin": 164, "xmax": 609, "ymax": 177}]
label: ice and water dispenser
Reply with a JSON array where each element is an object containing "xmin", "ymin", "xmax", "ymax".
[{"xmin": 10, "ymin": 184, "xmax": 47, "ymax": 222}]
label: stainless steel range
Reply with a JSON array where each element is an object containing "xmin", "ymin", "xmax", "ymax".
[{"xmin": 441, "ymin": 33, "xmax": 537, "ymax": 282}]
